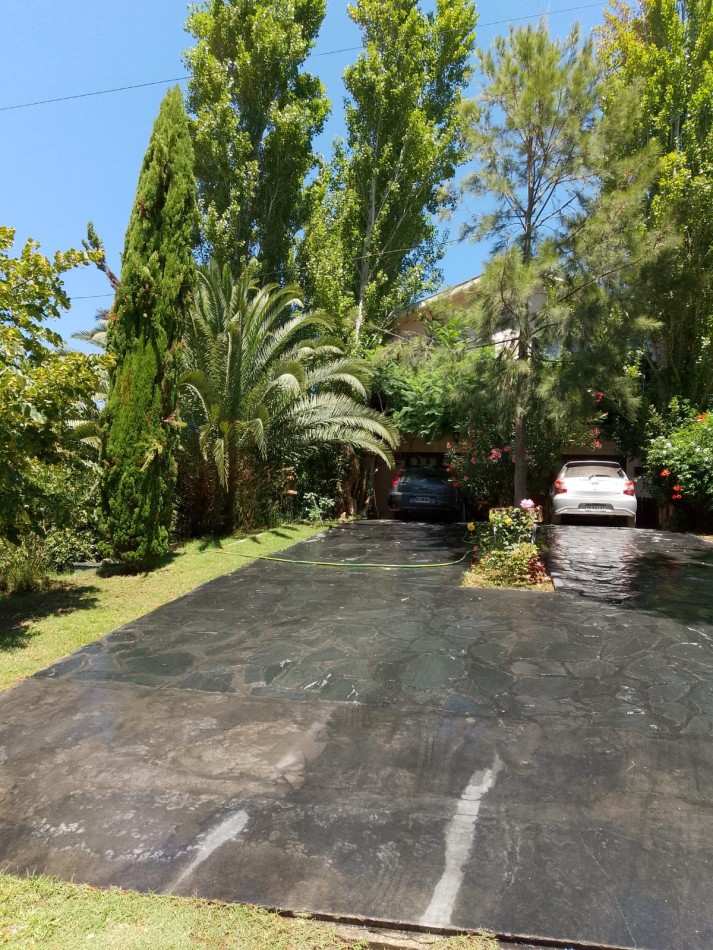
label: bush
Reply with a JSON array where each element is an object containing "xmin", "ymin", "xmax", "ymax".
[
  {"xmin": 644, "ymin": 411, "xmax": 713, "ymax": 529},
  {"xmin": 0, "ymin": 537, "xmax": 48, "ymax": 594},
  {"xmin": 446, "ymin": 415, "xmax": 601, "ymax": 506},
  {"xmin": 464, "ymin": 504, "xmax": 550, "ymax": 588},
  {"xmin": 478, "ymin": 541, "xmax": 546, "ymax": 587}
]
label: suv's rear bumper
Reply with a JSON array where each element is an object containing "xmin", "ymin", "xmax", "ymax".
[{"xmin": 387, "ymin": 491, "xmax": 458, "ymax": 515}]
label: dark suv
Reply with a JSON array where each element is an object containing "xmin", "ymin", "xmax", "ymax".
[{"xmin": 386, "ymin": 466, "xmax": 465, "ymax": 521}]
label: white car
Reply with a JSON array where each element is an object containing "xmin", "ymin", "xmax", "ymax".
[{"xmin": 549, "ymin": 460, "xmax": 637, "ymax": 527}]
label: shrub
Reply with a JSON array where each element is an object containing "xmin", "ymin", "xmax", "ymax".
[
  {"xmin": 478, "ymin": 542, "xmax": 545, "ymax": 586},
  {"xmin": 644, "ymin": 411, "xmax": 713, "ymax": 529},
  {"xmin": 0, "ymin": 537, "xmax": 48, "ymax": 595},
  {"xmin": 446, "ymin": 415, "xmax": 601, "ymax": 506},
  {"xmin": 468, "ymin": 505, "xmax": 538, "ymax": 553},
  {"xmin": 464, "ymin": 503, "xmax": 550, "ymax": 589}
]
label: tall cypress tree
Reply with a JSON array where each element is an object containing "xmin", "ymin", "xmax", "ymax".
[{"xmin": 101, "ymin": 87, "xmax": 198, "ymax": 567}]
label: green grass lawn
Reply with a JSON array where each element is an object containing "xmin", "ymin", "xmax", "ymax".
[
  {"xmin": 0, "ymin": 874, "xmax": 500, "ymax": 949},
  {"xmin": 0, "ymin": 523, "xmax": 326, "ymax": 692}
]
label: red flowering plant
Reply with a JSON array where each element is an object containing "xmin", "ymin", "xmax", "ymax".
[
  {"xmin": 446, "ymin": 413, "xmax": 603, "ymax": 508},
  {"xmin": 644, "ymin": 411, "xmax": 713, "ymax": 527}
]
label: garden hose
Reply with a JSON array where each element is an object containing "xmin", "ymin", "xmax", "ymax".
[
  {"xmin": 222, "ymin": 549, "xmax": 471, "ymax": 570},
  {"xmin": 221, "ymin": 533, "xmax": 474, "ymax": 570}
]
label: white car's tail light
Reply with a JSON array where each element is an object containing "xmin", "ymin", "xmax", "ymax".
[
  {"xmin": 554, "ymin": 479, "xmax": 567, "ymax": 494},
  {"xmin": 623, "ymin": 480, "xmax": 635, "ymax": 496}
]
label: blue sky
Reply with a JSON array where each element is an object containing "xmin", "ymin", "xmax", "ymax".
[{"xmin": 1, "ymin": 1, "xmax": 607, "ymax": 347}]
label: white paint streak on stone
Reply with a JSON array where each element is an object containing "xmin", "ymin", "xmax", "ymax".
[
  {"xmin": 276, "ymin": 752, "xmax": 298, "ymax": 770},
  {"xmin": 171, "ymin": 810, "xmax": 249, "ymax": 891},
  {"xmin": 421, "ymin": 754, "xmax": 503, "ymax": 927}
]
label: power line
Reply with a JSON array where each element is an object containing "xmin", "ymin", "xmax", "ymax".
[
  {"xmin": 0, "ymin": 77, "xmax": 188, "ymax": 113},
  {"xmin": 68, "ymin": 237, "xmax": 464, "ymax": 303},
  {"xmin": 1, "ymin": 3, "xmax": 604, "ymax": 112}
]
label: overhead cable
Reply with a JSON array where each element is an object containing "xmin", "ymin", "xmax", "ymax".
[{"xmin": 1, "ymin": 3, "xmax": 604, "ymax": 113}]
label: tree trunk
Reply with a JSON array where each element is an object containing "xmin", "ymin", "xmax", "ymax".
[
  {"xmin": 223, "ymin": 464, "xmax": 236, "ymax": 534},
  {"xmin": 513, "ymin": 413, "xmax": 528, "ymax": 505},
  {"xmin": 355, "ymin": 298, "xmax": 365, "ymax": 345}
]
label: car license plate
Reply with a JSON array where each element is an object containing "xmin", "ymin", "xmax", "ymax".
[
  {"xmin": 580, "ymin": 503, "xmax": 610, "ymax": 510},
  {"xmin": 411, "ymin": 496, "xmax": 435, "ymax": 504}
]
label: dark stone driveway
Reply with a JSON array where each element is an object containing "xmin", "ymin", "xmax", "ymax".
[{"xmin": 1, "ymin": 521, "xmax": 712, "ymax": 949}]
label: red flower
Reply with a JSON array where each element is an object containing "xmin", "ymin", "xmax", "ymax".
[
  {"xmin": 672, "ymin": 493, "xmax": 682, "ymax": 500},
  {"xmin": 593, "ymin": 391, "xmax": 604, "ymax": 403},
  {"xmin": 672, "ymin": 484, "xmax": 683, "ymax": 492},
  {"xmin": 697, "ymin": 413, "xmax": 708, "ymax": 422},
  {"xmin": 660, "ymin": 468, "xmax": 671, "ymax": 477}
]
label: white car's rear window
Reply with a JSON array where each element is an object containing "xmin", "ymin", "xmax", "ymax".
[{"xmin": 563, "ymin": 463, "xmax": 624, "ymax": 479}]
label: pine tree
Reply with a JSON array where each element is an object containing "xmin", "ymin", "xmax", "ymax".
[
  {"xmin": 460, "ymin": 22, "xmax": 660, "ymax": 503},
  {"xmin": 101, "ymin": 87, "xmax": 198, "ymax": 567}
]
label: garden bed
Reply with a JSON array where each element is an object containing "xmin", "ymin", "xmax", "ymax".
[{"xmin": 460, "ymin": 506, "xmax": 554, "ymax": 592}]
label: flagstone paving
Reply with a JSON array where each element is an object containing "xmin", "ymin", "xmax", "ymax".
[{"xmin": 1, "ymin": 521, "xmax": 712, "ymax": 949}]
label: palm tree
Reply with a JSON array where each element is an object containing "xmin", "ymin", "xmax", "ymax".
[
  {"xmin": 180, "ymin": 263, "xmax": 397, "ymax": 531},
  {"xmin": 72, "ymin": 310, "xmax": 110, "ymax": 350}
]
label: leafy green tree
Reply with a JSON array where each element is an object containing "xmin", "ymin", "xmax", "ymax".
[
  {"xmin": 101, "ymin": 87, "xmax": 198, "ymax": 567},
  {"xmin": 301, "ymin": 0, "xmax": 477, "ymax": 345},
  {"xmin": 599, "ymin": 0, "xmax": 713, "ymax": 409},
  {"xmin": 180, "ymin": 263, "xmax": 397, "ymax": 532},
  {"xmin": 184, "ymin": 0, "xmax": 329, "ymax": 280},
  {"xmin": 460, "ymin": 22, "xmax": 659, "ymax": 503},
  {"xmin": 0, "ymin": 227, "xmax": 103, "ymax": 544}
]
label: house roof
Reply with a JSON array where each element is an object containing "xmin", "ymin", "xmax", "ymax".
[{"xmin": 395, "ymin": 275, "xmax": 482, "ymax": 331}]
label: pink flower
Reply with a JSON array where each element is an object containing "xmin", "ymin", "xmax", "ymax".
[
  {"xmin": 519, "ymin": 499, "xmax": 536, "ymax": 510},
  {"xmin": 470, "ymin": 456, "xmax": 478, "ymax": 464},
  {"xmin": 594, "ymin": 440, "xmax": 603, "ymax": 449},
  {"xmin": 502, "ymin": 445, "xmax": 511, "ymax": 452},
  {"xmin": 594, "ymin": 391, "xmax": 604, "ymax": 403},
  {"xmin": 446, "ymin": 441, "xmax": 452, "ymax": 449},
  {"xmin": 489, "ymin": 448, "xmax": 502, "ymax": 461}
]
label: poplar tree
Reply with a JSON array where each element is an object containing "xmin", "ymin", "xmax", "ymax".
[
  {"xmin": 301, "ymin": 0, "xmax": 477, "ymax": 345},
  {"xmin": 101, "ymin": 87, "xmax": 198, "ymax": 567},
  {"xmin": 184, "ymin": 0, "xmax": 329, "ymax": 281},
  {"xmin": 599, "ymin": 0, "xmax": 713, "ymax": 409}
]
